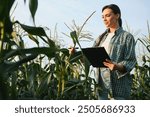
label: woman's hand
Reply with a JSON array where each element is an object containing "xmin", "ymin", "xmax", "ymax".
[
  {"xmin": 103, "ymin": 59, "xmax": 117, "ymax": 71},
  {"xmin": 68, "ymin": 46, "xmax": 79, "ymax": 54},
  {"xmin": 103, "ymin": 59, "xmax": 126, "ymax": 73},
  {"xmin": 68, "ymin": 47, "xmax": 76, "ymax": 54}
]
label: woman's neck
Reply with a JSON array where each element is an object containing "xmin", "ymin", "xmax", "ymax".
[{"xmin": 109, "ymin": 24, "xmax": 120, "ymax": 33}]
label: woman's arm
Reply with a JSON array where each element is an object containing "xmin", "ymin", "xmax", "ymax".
[{"xmin": 103, "ymin": 59, "xmax": 126, "ymax": 73}]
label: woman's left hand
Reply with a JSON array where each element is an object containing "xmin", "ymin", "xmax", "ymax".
[
  {"xmin": 103, "ymin": 59, "xmax": 117, "ymax": 71},
  {"xmin": 103, "ymin": 59, "xmax": 126, "ymax": 73}
]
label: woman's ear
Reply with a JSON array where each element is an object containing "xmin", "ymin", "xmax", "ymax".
[{"xmin": 116, "ymin": 14, "xmax": 120, "ymax": 19}]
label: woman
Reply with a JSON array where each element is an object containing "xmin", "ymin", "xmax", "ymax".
[{"xmin": 93, "ymin": 4, "xmax": 136, "ymax": 100}]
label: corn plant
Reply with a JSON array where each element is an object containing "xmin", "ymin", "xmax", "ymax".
[
  {"xmin": 0, "ymin": 0, "xmax": 98, "ymax": 100},
  {"xmin": 131, "ymin": 22, "xmax": 150, "ymax": 99},
  {"xmin": 0, "ymin": 0, "xmax": 57, "ymax": 99}
]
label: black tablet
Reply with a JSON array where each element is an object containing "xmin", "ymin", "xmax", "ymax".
[{"xmin": 82, "ymin": 47, "xmax": 110, "ymax": 67}]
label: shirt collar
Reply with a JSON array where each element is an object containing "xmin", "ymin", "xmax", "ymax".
[{"xmin": 106, "ymin": 27, "xmax": 123, "ymax": 36}]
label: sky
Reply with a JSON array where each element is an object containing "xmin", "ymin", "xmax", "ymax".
[{"xmin": 12, "ymin": 0, "xmax": 150, "ymax": 58}]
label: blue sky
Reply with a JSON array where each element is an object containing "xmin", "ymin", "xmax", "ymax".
[{"xmin": 13, "ymin": 0, "xmax": 150, "ymax": 49}]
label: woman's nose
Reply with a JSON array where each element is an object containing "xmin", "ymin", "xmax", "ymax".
[{"xmin": 103, "ymin": 17, "xmax": 107, "ymax": 21}]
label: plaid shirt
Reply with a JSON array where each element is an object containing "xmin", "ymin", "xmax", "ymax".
[{"xmin": 93, "ymin": 27, "xmax": 137, "ymax": 99}]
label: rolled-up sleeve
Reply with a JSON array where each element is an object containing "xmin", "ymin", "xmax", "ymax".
[
  {"xmin": 116, "ymin": 34, "xmax": 137, "ymax": 78},
  {"xmin": 121, "ymin": 34, "xmax": 136, "ymax": 72}
]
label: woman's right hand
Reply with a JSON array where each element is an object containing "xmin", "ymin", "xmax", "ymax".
[{"xmin": 68, "ymin": 47, "xmax": 76, "ymax": 54}]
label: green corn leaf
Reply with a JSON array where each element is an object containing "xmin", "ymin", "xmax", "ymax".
[
  {"xmin": 3, "ymin": 47, "xmax": 57, "ymax": 60},
  {"xmin": 0, "ymin": 0, "xmax": 15, "ymax": 19},
  {"xmin": 69, "ymin": 51, "xmax": 82, "ymax": 63},
  {"xmin": 29, "ymin": 0, "xmax": 38, "ymax": 22},
  {"xmin": 15, "ymin": 21, "xmax": 47, "ymax": 36},
  {"xmin": 70, "ymin": 31, "xmax": 77, "ymax": 46},
  {"xmin": 28, "ymin": 34, "xmax": 39, "ymax": 45},
  {"xmin": 0, "ymin": 54, "xmax": 37, "ymax": 73},
  {"xmin": 24, "ymin": 0, "xmax": 26, "ymax": 4}
]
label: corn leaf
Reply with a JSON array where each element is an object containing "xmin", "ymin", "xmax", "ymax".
[{"xmin": 29, "ymin": 0, "xmax": 38, "ymax": 22}]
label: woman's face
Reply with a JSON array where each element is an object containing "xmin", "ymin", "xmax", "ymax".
[{"xmin": 102, "ymin": 8, "xmax": 119, "ymax": 28}]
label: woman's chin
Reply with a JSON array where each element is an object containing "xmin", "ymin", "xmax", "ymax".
[{"xmin": 105, "ymin": 25, "xmax": 110, "ymax": 28}]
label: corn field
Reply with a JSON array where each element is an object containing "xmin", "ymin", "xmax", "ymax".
[{"xmin": 0, "ymin": 0, "xmax": 149, "ymax": 100}]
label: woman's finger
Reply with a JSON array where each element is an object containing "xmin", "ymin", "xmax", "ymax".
[{"xmin": 105, "ymin": 59, "xmax": 112, "ymax": 63}]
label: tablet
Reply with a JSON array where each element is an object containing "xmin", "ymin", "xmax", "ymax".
[{"xmin": 82, "ymin": 47, "xmax": 110, "ymax": 67}]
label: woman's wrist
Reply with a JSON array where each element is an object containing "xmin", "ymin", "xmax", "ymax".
[{"xmin": 114, "ymin": 63, "xmax": 126, "ymax": 73}]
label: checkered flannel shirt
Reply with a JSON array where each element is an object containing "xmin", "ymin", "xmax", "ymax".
[{"xmin": 93, "ymin": 27, "xmax": 137, "ymax": 98}]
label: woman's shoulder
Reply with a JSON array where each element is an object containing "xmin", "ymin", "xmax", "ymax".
[
  {"xmin": 121, "ymin": 29, "xmax": 135, "ymax": 44},
  {"xmin": 121, "ymin": 28, "xmax": 134, "ymax": 37}
]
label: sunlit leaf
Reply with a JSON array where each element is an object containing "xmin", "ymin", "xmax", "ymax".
[
  {"xmin": 28, "ymin": 34, "xmax": 39, "ymax": 45},
  {"xmin": 70, "ymin": 31, "xmax": 77, "ymax": 46},
  {"xmin": 15, "ymin": 21, "xmax": 47, "ymax": 36}
]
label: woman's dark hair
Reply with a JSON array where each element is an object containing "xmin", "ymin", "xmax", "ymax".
[{"xmin": 102, "ymin": 4, "xmax": 122, "ymax": 27}]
